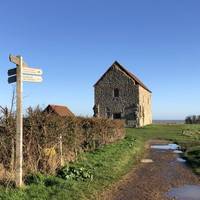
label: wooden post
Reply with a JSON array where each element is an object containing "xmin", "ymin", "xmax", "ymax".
[
  {"xmin": 10, "ymin": 138, "xmax": 15, "ymax": 172},
  {"xmin": 15, "ymin": 56, "xmax": 23, "ymax": 187},
  {"xmin": 59, "ymin": 134, "xmax": 64, "ymax": 166}
]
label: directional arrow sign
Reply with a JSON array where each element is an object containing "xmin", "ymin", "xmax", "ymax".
[
  {"xmin": 8, "ymin": 76, "xmax": 17, "ymax": 84},
  {"xmin": 9, "ymin": 55, "xmax": 20, "ymax": 65},
  {"xmin": 23, "ymin": 67, "xmax": 43, "ymax": 75},
  {"xmin": 8, "ymin": 68, "xmax": 17, "ymax": 76},
  {"xmin": 9, "ymin": 55, "xmax": 28, "ymax": 68},
  {"xmin": 23, "ymin": 74, "xmax": 43, "ymax": 83}
]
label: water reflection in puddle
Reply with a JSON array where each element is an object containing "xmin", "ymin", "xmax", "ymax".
[
  {"xmin": 176, "ymin": 157, "xmax": 186, "ymax": 163},
  {"xmin": 167, "ymin": 185, "xmax": 200, "ymax": 200},
  {"xmin": 173, "ymin": 150, "xmax": 183, "ymax": 154},
  {"xmin": 141, "ymin": 159, "xmax": 153, "ymax": 163},
  {"xmin": 151, "ymin": 144, "xmax": 187, "ymax": 163},
  {"xmin": 151, "ymin": 144, "xmax": 180, "ymax": 150}
]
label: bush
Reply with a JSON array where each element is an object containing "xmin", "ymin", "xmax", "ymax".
[
  {"xmin": 44, "ymin": 176, "xmax": 64, "ymax": 187},
  {"xmin": 57, "ymin": 166, "xmax": 93, "ymax": 181},
  {"xmin": 0, "ymin": 106, "xmax": 125, "ymax": 176},
  {"xmin": 185, "ymin": 115, "xmax": 200, "ymax": 124},
  {"xmin": 185, "ymin": 146, "xmax": 200, "ymax": 163},
  {"xmin": 24, "ymin": 173, "xmax": 45, "ymax": 185}
]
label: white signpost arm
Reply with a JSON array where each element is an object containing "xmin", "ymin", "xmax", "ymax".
[{"xmin": 16, "ymin": 56, "xmax": 23, "ymax": 187}]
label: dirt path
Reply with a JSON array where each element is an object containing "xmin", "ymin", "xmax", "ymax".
[{"xmin": 100, "ymin": 140, "xmax": 200, "ymax": 200}]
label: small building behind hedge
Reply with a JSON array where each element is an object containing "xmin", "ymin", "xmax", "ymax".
[
  {"xmin": 93, "ymin": 61, "xmax": 152, "ymax": 127},
  {"xmin": 44, "ymin": 104, "xmax": 75, "ymax": 117}
]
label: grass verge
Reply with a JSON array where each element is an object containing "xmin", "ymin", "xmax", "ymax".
[
  {"xmin": 0, "ymin": 130, "xmax": 144, "ymax": 200},
  {"xmin": 184, "ymin": 146, "xmax": 200, "ymax": 175}
]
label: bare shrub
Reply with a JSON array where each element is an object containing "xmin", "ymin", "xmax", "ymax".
[{"xmin": 0, "ymin": 106, "xmax": 125, "ymax": 176}]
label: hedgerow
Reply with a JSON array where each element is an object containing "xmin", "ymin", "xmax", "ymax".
[{"xmin": 0, "ymin": 106, "xmax": 125, "ymax": 178}]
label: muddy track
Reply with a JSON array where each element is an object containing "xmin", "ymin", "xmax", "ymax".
[{"xmin": 100, "ymin": 140, "xmax": 200, "ymax": 200}]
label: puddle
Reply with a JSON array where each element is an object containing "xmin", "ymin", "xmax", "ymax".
[
  {"xmin": 176, "ymin": 157, "xmax": 186, "ymax": 163},
  {"xmin": 151, "ymin": 144, "xmax": 180, "ymax": 150},
  {"xmin": 173, "ymin": 150, "xmax": 183, "ymax": 154},
  {"xmin": 141, "ymin": 159, "xmax": 153, "ymax": 163},
  {"xmin": 167, "ymin": 185, "xmax": 200, "ymax": 200}
]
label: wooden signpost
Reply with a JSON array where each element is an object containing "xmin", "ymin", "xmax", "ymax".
[{"xmin": 8, "ymin": 55, "xmax": 43, "ymax": 187}]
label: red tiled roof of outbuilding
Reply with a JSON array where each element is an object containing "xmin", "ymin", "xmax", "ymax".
[{"xmin": 44, "ymin": 104, "xmax": 75, "ymax": 117}]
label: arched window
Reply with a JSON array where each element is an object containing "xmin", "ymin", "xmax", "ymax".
[{"xmin": 114, "ymin": 88, "xmax": 119, "ymax": 97}]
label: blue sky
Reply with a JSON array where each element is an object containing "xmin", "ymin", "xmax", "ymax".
[{"xmin": 0, "ymin": 0, "xmax": 200, "ymax": 120}]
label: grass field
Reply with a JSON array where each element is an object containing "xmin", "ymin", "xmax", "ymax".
[{"xmin": 0, "ymin": 124, "xmax": 199, "ymax": 200}]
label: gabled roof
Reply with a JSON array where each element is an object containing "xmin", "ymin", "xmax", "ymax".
[
  {"xmin": 44, "ymin": 104, "xmax": 75, "ymax": 117},
  {"xmin": 94, "ymin": 61, "xmax": 152, "ymax": 93}
]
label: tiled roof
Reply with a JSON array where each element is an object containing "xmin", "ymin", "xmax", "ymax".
[
  {"xmin": 44, "ymin": 104, "xmax": 75, "ymax": 117},
  {"xmin": 94, "ymin": 61, "xmax": 152, "ymax": 93}
]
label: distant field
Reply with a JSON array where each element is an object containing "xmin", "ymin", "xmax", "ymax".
[{"xmin": 153, "ymin": 120, "xmax": 184, "ymax": 124}]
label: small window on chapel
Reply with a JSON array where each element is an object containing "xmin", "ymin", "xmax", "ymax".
[
  {"xmin": 114, "ymin": 88, "xmax": 119, "ymax": 97},
  {"xmin": 106, "ymin": 107, "xmax": 111, "ymax": 118}
]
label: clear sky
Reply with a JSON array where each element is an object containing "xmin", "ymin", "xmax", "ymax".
[{"xmin": 0, "ymin": 0, "xmax": 200, "ymax": 120}]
